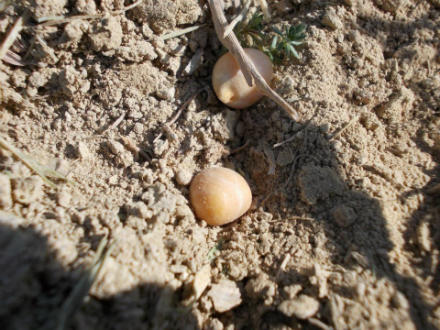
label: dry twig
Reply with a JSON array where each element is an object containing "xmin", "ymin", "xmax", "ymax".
[
  {"xmin": 35, "ymin": 0, "xmax": 142, "ymax": 27},
  {"xmin": 208, "ymin": 0, "xmax": 300, "ymax": 121},
  {"xmin": 330, "ymin": 115, "xmax": 359, "ymax": 140},
  {"xmin": 160, "ymin": 25, "xmax": 204, "ymax": 41},
  {"xmin": 0, "ymin": 15, "xmax": 24, "ymax": 62},
  {"xmin": 153, "ymin": 88, "xmax": 205, "ymax": 143},
  {"xmin": 0, "ymin": 135, "xmax": 68, "ymax": 188},
  {"xmin": 56, "ymin": 237, "xmax": 115, "ymax": 330}
]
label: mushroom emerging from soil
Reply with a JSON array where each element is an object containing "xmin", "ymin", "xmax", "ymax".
[
  {"xmin": 212, "ymin": 48, "xmax": 273, "ymax": 109},
  {"xmin": 189, "ymin": 167, "xmax": 252, "ymax": 226}
]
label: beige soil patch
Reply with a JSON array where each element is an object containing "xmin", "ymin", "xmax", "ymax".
[{"xmin": 0, "ymin": 0, "xmax": 439, "ymax": 329}]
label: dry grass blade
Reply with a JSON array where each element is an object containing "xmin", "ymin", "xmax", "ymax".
[
  {"xmin": 153, "ymin": 87, "xmax": 205, "ymax": 143},
  {"xmin": 208, "ymin": 0, "xmax": 300, "ymax": 121},
  {"xmin": 223, "ymin": 1, "xmax": 251, "ymax": 38},
  {"xmin": 0, "ymin": 15, "xmax": 23, "ymax": 62},
  {"xmin": 56, "ymin": 237, "xmax": 115, "ymax": 330},
  {"xmin": 0, "ymin": 135, "xmax": 68, "ymax": 188},
  {"xmin": 160, "ymin": 25, "xmax": 204, "ymax": 41},
  {"xmin": 3, "ymin": 50, "xmax": 25, "ymax": 66},
  {"xmin": 36, "ymin": 0, "xmax": 142, "ymax": 27}
]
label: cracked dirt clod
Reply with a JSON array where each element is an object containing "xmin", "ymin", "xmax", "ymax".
[
  {"xmin": 207, "ymin": 280, "xmax": 242, "ymax": 313},
  {"xmin": 278, "ymin": 295, "xmax": 320, "ymax": 319},
  {"xmin": 11, "ymin": 176, "xmax": 44, "ymax": 205}
]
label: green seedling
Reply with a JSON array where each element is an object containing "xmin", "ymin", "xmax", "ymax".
[{"xmin": 235, "ymin": 11, "xmax": 307, "ymax": 64}]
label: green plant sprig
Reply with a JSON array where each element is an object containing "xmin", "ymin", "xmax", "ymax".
[{"xmin": 235, "ymin": 11, "xmax": 307, "ymax": 64}]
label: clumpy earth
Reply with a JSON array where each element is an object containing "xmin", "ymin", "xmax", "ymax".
[{"xmin": 0, "ymin": 0, "xmax": 439, "ymax": 329}]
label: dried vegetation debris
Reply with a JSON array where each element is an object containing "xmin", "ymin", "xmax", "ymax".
[{"xmin": 0, "ymin": 0, "xmax": 439, "ymax": 329}]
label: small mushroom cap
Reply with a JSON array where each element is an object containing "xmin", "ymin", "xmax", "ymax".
[
  {"xmin": 189, "ymin": 167, "xmax": 252, "ymax": 226},
  {"xmin": 212, "ymin": 48, "xmax": 273, "ymax": 109}
]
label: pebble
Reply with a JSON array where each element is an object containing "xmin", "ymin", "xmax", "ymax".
[
  {"xmin": 77, "ymin": 141, "xmax": 91, "ymax": 160},
  {"xmin": 0, "ymin": 174, "xmax": 12, "ymax": 209},
  {"xmin": 417, "ymin": 221, "xmax": 431, "ymax": 252},
  {"xmin": 278, "ymin": 295, "xmax": 320, "ymax": 319},
  {"xmin": 175, "ymin": 168, "xmax": 193, "ymax": 186},
  {"xmin": 11, "ymin": 176, "xmax": 44, "ymax": 205},
  {"xmin": 156, "ymin": 86, "xmax": 176, "ymax": 101},
  {"xmin": 245, "ymin": 273, "xmax": 276, "ymax": 300},
  {"xmin": 89, "ymin": 16, "xmax": 123, "ymax": 51},
  {"xmin": 331, "ymin": 205, "xmax": 356, "ymax": 227},
  {"xmin": 321, "ymin": 9, "xmax": 343, "ymax": 30},
  {"xmin": 128, "ymin": 201, "xmax": 152, "ymax": 219},
  {"xmin": 283, "ymin": 284, "xmax": 303, "ymax": 300},
  {"xmin": 107, "ymin": 140, "xmax": 125, "ymax": 156},
  {"xmin": 56, "ymin": 190, "xmax": 71, "ymax": 207},
  {"xmin": 193, "ymin": 264, "xmax": 211, "ymax": 300},
  {"xmin": 208, "ymin": 280, "xmax": 242, "ymax": 313}
]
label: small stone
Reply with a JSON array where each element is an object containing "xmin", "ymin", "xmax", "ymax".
[
  {"xmin": 322, "ymin": 9, "xmax": 343, "ymax": 30},
  {"xmin": 417, "ymin": 221, "xmax": 431, "ymax": 252},
  {"xmin": 153, "ymin": 139, "xmax": 169, "ymax": 157},
  {"xmin": 64, "ymin": 20, "xmax": 87, "ymax": 42},
  {"xmin": 108, "ymin": 175, "xmax": 118, "ymax": 186},
  {"xmin": 204, "ymin": 318, "xmax": 224, "ymax": 330},
  {"xmin": 77, "ymin": 141, "xmax": 91, "ymax": 160},
  {"xmin": 107, "ymin": 140, "xmax": 125, "ymax": 155},
  {"xmin": 208, "ymin": 280, "xmax": 242, "ymax": 313},
  {"xmin": 0, "ymin": 174, "xmax": 12, "ymax": 209},
  {"xmin": 128, "ymin": 201, "xmax": 152, "ymax": 219},
  {"xmin": 89, "ymin": 16, "xmax": 123, "ymax": 51},
  {"xmin": 278, "ymin": 295, "xmax": 320, "ymax": 319},
  {"xmin": 331, "ymin": 205, "xmax": 356, "ymax": 227},
  {"xmin": 156, "ymin": 86, "xmax": 176, "ymax": 101},
  {"xmin": 175, "ymin": 169, "xmax": 193, "ymax": 186},
  {"xmin": 193, "ymin": 264, "xmax": 211, "ymax": 300},
  {"xmin": 75, "ymin": 0, "xmax": 97, "ymax": 14},
  {"xmin": 56, "ymin": 190, "xmax": 71, "ymax": 207},
  {"xmin": 11, "ymin": 176, "xmax": 44, "ymax": 205},
  {"xmin": 283, "ymin": 284, "xmax": 302, "ymax": 300},
  {"xmin": 245, "ymin": 273, "xmax": 276, "ymax": 301}
]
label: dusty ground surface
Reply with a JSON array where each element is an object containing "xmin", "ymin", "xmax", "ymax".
[{"xmin": 0, "ymin": 0, "xmax": 439, "ymax": 329}]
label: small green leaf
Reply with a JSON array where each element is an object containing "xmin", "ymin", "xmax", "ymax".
[
  {"xmin": 287, "ymin": 44, "xmax": 300, "ymax": 59},
  {"xmin": 289, "ymin": 40, "xmax": 304, "ymax": 46},
  {"xmin": 272, "ymin": 26, "xmax": 283, "ymax": 36},
  {"xmin": 271, "ymin": 35, "xmax": 278, "ymax": 50}
]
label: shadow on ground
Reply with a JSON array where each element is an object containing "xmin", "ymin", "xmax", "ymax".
[
  {"xmin": 219, "ymin": 112, "xmax": 438, "ymax": 329},
  {"xmin": 402, "ymin": 132, "xmax": 440, "ymax": 296},
  {"xmin": 0, "ymin": 221, "xmax": 199, "ymax": 330}
]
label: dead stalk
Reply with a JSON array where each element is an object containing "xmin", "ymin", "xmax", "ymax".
[
  {"xmin": 0, "ymin": 15, "xmax": 24, "ymax": 61},
  {"xmin": 208, "ymin": 0, "xmax": 300, "ymax": 121},
  {"xmin": 153, "ymin": 88, "xmax": 205, "ymax": 143}
]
